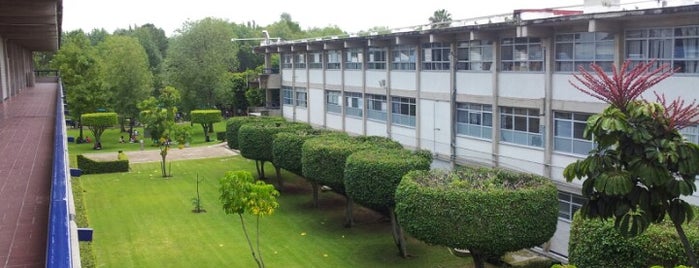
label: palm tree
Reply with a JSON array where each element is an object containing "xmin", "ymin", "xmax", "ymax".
[{"xmin": 429, "ymin": 9, "xmax": 452, "ymax": 29}]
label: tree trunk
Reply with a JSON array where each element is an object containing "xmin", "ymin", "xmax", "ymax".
[
  {"xmin": 344, "ymin": 196, "xmax": 354, "ymax": 228},
  {"xmin": 673, "ymin": 220, "xmax": 699, "ymax": 268},
  {"xmin": 209, "ymin": 122, "xmax": 214, "ymax": 133},
  {"xmin": 274, "ymin": 166, "xmax": 283, "ymax": 189},
  {"xmin": 389, "ymin": 208, "xmax": 408, "ymax": 258},
  {"xmin": 255, "ymin": 161, "xmax": 262, "ymax": 179},
  {"xmin": 239, "ymin": 214, "xmax": 262, "ymax": 268},
  {"xmin": 256, "ymin": 215, "xmax": 265, "ymax": 268},
  {"xmin": 120, "ymin": 116, "xmax": 126, "ymax": 133},
  {"xmin": 471, "ymin": 251, "xmax": 486, "ymax": 268},
  {"xmin": 78, "ymin": 120, "xmax": 84, "ymax": 141},
  {"xmin": 260, "ymin": 161, "xmax": 266, "ymax": 179},
  {"xmin": 311, "ymin": 182, "xmax": 319, "ymax": 208}
]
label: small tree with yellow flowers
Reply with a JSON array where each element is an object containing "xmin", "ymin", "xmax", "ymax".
[{"xmin": 219, "ymin": 171, "xmax": 279, "ymax": 268}]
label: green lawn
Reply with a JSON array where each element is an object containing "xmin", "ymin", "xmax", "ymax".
[{"xmin": 76, "ymin": 156, "xmax": 471, "ymax": 267}]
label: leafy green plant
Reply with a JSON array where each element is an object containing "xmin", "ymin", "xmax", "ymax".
[
  {"xmin": 81, "ymin": 112, "xmax": 118, "ymax": 148},
  {"xmin": 191, "ymin": 109, "xmax": 222, "ymax": 142},
  {"xmin": 76, "ymin": 154, "xmax": 129, "ymax": 174},
  {"xmin": 219, "ymin": 170, "xmax": 279, "ymax": 268},
  {"xmin": 191, "ymin": 174, "xmax": 205, "ymax": 213}
]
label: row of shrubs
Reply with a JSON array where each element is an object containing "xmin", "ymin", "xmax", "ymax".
[{"xmin": 76, "ymin": 154, "xmax": 129, "ymax": 174}]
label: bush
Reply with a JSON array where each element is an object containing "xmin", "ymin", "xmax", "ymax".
[
  {"xmin": 302, "ymin": 135, "xmax": 370, "ymax": 195},
  {"xmin": 569, "ymin": 210, "xmax": 699, "ymax": 268},
  {"xmin": 77, "ymin": 155, "xmax": 129, "ymax": 174},
  {"xmin": 238, "ymin": 122, "xmax": 312, "ymax": 163},
  {"xmin": 225, "ymin": 116, "xmax": 284, "ymax": 150},
  {"xmin": 216, "ymin": 131, "xmax": 226, "ymax": 141}
]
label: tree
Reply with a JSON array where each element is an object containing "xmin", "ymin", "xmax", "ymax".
[
  {"xmin": 344, "ymin": 149, "xmax": 432, "ymax": 258},
  {"xmin": 395, "ymin": 167, "xmax": 558, "ymax": 268},
  {"xmin": 166, "ymin": 17, "xmax": 238, "ymax": 113},
  {"xmin": 138, "ymin": 86, "xmax": 180, "ymax": 177},
  {"xmin": 81, "ymin": 112, "xmax": 118, "ymax": 149},
  {"xmin": 429, "ymin": 9, "xmax": 452, "ymax": 29},
  {"xmin": 116, "ymin": 24, "xmax": 169, "ymax": 91},
  {"xmin": 219, "ymin": 170, "xmax": 279, "ymax": 268},
  {"xmin": 564, "ymin": 60, "xmax": 699, "ymax": 267},
  {"xmin": 98, "ymin": 35, "xmax": 153, "ymax": 133},
  {"xmin": 190, "ymin": 110, "xmax": 222, "ymax": 142},
  {"xmin": 51, "ymin": 30, "xmax": 108, "ymax": 141}
]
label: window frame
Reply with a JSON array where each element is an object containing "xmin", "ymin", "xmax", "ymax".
[
  {"xmin": 553, "ymin": 111, "xmax": 595, "ymax": 155},
  {"xmin": 558, "ymin": 192, "xmax": 585, "ymax": 221},
  {"xmin": 367, "ymin": 47, "xmax": 387, "ymax": 70},
  {"xmin": 309, "ymin": 52, "xmax": 323, "ymax": 69},
  {"xmin": 326, "ymin": 50, "xmax": 342, "ymax": 70},
  {"xmin": 391, "ymin": 45, "xmax": 417, "ymax": 70},
  {"xmin": 294, "ymin": 87, "xmax": 307, "ymax": 107},
  {"xmin": 555, "ymin": 32, "xmax": 614, "ymax": 72},
  {"xmin": 366, "ymin": 94, "xmax": 387, "ymax": 122},
  {"xmin": 282, "ymin": 54, "xmax": 293, "ymax": 69},
  {"xmin": 391, "ymin": 96, "xmax": 416, "ymax": 127},
  {"xmin": 456, "ymin": 40, "xmax": 493, "ymax": 71},
  {"xmin": 456, "ymin": 103, "xmax": 493, "ymax": 139},
  {"xmin": 326, "ymin": 90, "xmax": 342, "ymax": 114},
  {"xmin": 282, "ymin": 86, "xmax": 294, "ymax": 105},
  {"xmin": 421, "ymin": 42, "xmax": 451, "ymax": 71},
  {"xmin": 501, "ymin": 37, "xmax": 544, "ymax": 72},
  {"xmin": 625, "ymin": 25, "xmax": 699, "ymax": 74},
  {"xmin": 499, "ymin": 106, "xmax": 543, "ymax": 147},
  {"xmin": 294, "ymin": 53, "xmax": 306, "ymax": 69},
  {"xmin": 344, "ymin": 48, "xmax": 363, "ymax": 70}
]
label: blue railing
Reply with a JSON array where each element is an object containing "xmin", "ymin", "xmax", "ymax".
[{"xmin": 46, "ymin": 81, "xmax": 78, "ymax": 267}]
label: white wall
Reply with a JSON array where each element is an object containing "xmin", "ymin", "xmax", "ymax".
[
  {"xmin": 550, "ymin": 221, "xmax": 572, "ymax": 256},
  {"xmin": 366, "ymin": 70, "xmax": 387, "ymax": 88},
  {"xmin": 309, "ymin": 88, "xmax": 324, "ymax": 126},
  {"xmin": 345, "ymin": 70, "xmax": 362, "ymax": 87},
  {"xmin": 456, "ymin": 72, "xmax": 493, "ymax": 96},
  {"xmin": 326, "ymin": 70, "xmax": 342, "ymax": 85},
  {"xmin": 366, "ymin": 120, "xmax": 387, "ymax": 137},
  {"xmin": 309, "ymin": 70, "xmax": 323, "ymax": 84},
  {"xmin": 295, "ymin": 108, "xmax": 308, "ymax": 123},
  {"xmin": 419, "ymin": 99, "xmax": 451, "ymax": 155},
  {"xmin": 644, "ymin": 76, "xmax": 699, "ymax": 102},
  {"xmin": 391, "ymin": 125, "xmax": 417, "ymax": 148},
  {"xmin": 326, "ymin": 113, "xmax": 342, "ymax": 130},
  {"xmin": 499, "ymin": 73, "xmax": 546, "ymax": 99},
  {"xmin": 420, "ymin": 72, "xmax": 450, "ymax": 94},
  {"xmin": 552, "ymin": 74, "xmax": 602, "ymax": 102},
  {"xmin": 551, "ymin": 154, "xmax": 585, "ymax": 183},
  {"xmin": 498, "ymin": 145, "xmax": 545, "ymax": 175},
  {"xmin": 294, "ymin": 69, "xmax": 307, "ymax": 83},
  {"xmin": 390, "ymin": 72, "xmax": 416, "ymax": 91},
  {"xmin": 282, "ymin": 106, "xmax": 294, "ymax": 121},
  {"xmin": 455, "ymin": 137, "xmax": 493, "ymax": 165},
  {"xmin": 345, "ymin": 117, "xmax": 363, "ymax": 135},
  {"xmin": 282, "ymin": 70, "xmax": 293, "ymax": 84}
]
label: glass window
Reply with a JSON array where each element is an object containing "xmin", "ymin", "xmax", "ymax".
[
  {"xmin": 555, "ymin": 32, "xmax": 614, "ymax": 72},
  {"xmin": 558, "ymin": 192, "xmax": 586, "ymax": 221},
  {"xmin": 457, "ymin": 40, "xmax": 493, "ymax": 71},
  {"xmin": 554, "ymin": 112, "xmax": 594, "ymax": 155},
  {"xmin": 501, "ymin": 37, "xmax": 544, "ymax": 72},
  {"xmin": 392, "ymin": 45, "xmax": 416, "ymax": 70},
  {"xmin": 344, "ymin": 92, "xmax": 363, "ymax": 117},
  {"xmin": 344, "ymin": 48, "xmax": 363, "ymax": 70},
  {"xmin": 367, "ymin": 47, "xmax": 387, "ymax": 70},
  {"xmin": 625, "ymin": 25, "xmax": 699, "ymax": 73},
  {"xmin": 326, "ymin": 90, "xmax": 341, "ymax": 114},
  {"xmin": 391, "ymin": 96, "xmax": 416, "ymax": 127},
  {"xmin": 295, "ymin": 87, "xmax": 307, "ymax": 107},
  {"xmin": 282, "ymin": 54, "xmax": 293, "ymax": 69},
  {"xmin": 326, "ymin": 50, "xmax": 342, "ymax": 69},
  {"xmin": 456, "ymin": 103, "xmax": 492, "ymax": 139},
  {"xmin": 282, "ymin": 86, "xmax": 294, "ymax": 105},
  {"xmin": 422, "ymin": 42, "xmax": 450, "ymax": 70},
  {"xmin": 309, "ymin": 52, "xmax": 323, "ymax": 69},
  {"xmin": 366, "ymin": 94, "xmax": 387, "ymax": 122},
  {"xmin": 500, "ymin": 106, "xmax": 542, "ymax": 147},
  {"xmin": 681, "ymin": 125, "xmax": 699, "ymax": 144},
  {"xmin": 294, "ymin": 53, "xmax": 306, "ymax": 69}
]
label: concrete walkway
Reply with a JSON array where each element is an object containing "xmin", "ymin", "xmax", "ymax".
[{"xmin": 82, "ymin": 142, "xmax": 238, "ymax": 164}]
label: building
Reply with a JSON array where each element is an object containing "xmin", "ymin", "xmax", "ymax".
[{"xmin": 254, "ymin": 0, "xmax": 699, "ymax": 258}]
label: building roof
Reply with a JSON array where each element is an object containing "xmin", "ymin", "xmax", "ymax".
[{"xmin": 0, "ymin": 0, "xmax": 63, "ymax": 51}]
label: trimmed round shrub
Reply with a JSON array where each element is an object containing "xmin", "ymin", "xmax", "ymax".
[
  {"xmin": 344, "ymin": 149, "xmax": 431, "ymax": 210},
  {"xmin": 395, "ymin": 167, "xmax": 558, "ymax": 264},
  {"xmin": 225, "ymin": 116, "xmax": 284, "ymax": 150},
  {"xmin": 238, "ymin": 121, "xmax": 312, "ymax": 163},
  {"xmin": 272, "ymin": 130, "xmax": 319, "ymax": 176},
  {"xmin": 302, "ymin": 135, "xmax": 369, "ymax": 194},
  {"xmin": 569, "ymin": 210, "xmax": 699, "ymax": 268},
  {"xmin": 353, "ymin": 135, "xmax": 403, "ymax": 150}
]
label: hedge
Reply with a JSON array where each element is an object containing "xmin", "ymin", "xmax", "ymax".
[
  {"xmin": 225, "ymin": 116, "xmax": 284, "ymax": 150},
  {"xmin": 190, "ymin": 110, "xmax": 222, "ymax": 125},
  {"xmin": 76, "ymin": 154, "xmax": 129, "ymax": 174},
  {"xmin": 395, "ymin": 167, "xmax": 558, "ymax": 264},
  {"xmin": 238, "ymin": 121, "xmax": 312, "ymax": 163},
  {"xmin": 569, "ymin": 210, "xmax": 699, "ymax": 268},
  {"xmin": 216, "ymin": 131, "xmax": 226, "ymax": 141},
  {"xmin": 302, "ymin": 135, "xmax": 370, "ymax": 195},
  {"xmin": 81, "ymin": 112, "xmax": 118, "ymax": 127},
  {"xmin": 272, "ymin": 130, "xmax": 346, "ymax": 177}
]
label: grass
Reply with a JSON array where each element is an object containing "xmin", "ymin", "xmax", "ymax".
[{"xmin": 75, "ymin": 156, "xmax": 472, "ymax": 267}]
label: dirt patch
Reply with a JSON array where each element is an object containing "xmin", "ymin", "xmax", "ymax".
[{"xmin": 82, "ymin": 142, "xmax": 238, "ymax": 164}]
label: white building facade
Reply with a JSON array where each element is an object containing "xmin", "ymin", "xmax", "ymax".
[{"xmin": 256, "ymin": 2, "xmax": 699, "ymax": 258}]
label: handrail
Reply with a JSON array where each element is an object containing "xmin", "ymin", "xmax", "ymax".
[{"xmin": 46, "ymin": 80, "xmax": 80, "ymax": 267}]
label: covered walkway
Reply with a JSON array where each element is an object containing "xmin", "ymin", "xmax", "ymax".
[{"xmin": 0, "ymin": 83, "xmax": 57, "ymax": 267}]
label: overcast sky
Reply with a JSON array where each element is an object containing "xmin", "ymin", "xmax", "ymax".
[{"xmin": 62, "ymin": 0, "xmax": 653, "ymax": 37}]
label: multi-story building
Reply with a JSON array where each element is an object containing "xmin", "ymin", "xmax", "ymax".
[{"xmin": 255, "ymin": 0, "xmax": 699, "ymax": 258}]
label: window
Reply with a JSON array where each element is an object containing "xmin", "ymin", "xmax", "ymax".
[
  {"xmin": 501, "ymin": 37, "xmax": 544, "ymax": 72},
  {"xmin": 326, "ymin": 90, "xmax": 341, "ymax": 113},
  {"xmin": 282, "ymin": 86, "xmax": 294, "ymax": 105},
  {"xmin": 367, "ymin": 47, "xmax": 387, "ymax": 70},
  {"xmin": 309, "ymin": 52, "xmax": 323, "ymax": 69},
  {"xmin": 456, "ymin": 103, "xmax": 492, "ymax": 139},
  {"xmin": 344, "ymin": 48, "xmax": 363, "ymax": 70},
  {"xmin": 626, "ymin": 26, "xmax": 699, "ymax": 73},
  {"xmin": 555, "ymin": 32, "xmax": 614, "ymax": 72},
  {"xmin": 326, "ymin": 50, "xmax": 342, "ymax": 69},
  {"xmin": 295, "ymin": 87, "xmax": 307, "ymax": 107},
  {"xmin": 344, "ymin": 92, "xmax": 363, "ymax": 117},
  {"xmin": 366, "ymin": 94, "xmax": 387, "ymax": 121},
  {"xmin": 392, "ymin": 45, "xmax": 416, "ymax": 70},
  {"xmin": 391, "ymin": 96, "xmax": 416, "ymax": 127},
  {"xmin": 457, "ymin": 40, "xmax": 493, "ymax": 71},
  {"xmin": 681, "ymin": 125, "xmax": 699, "ymax": 144},
  {"xmin": 500, "ymin": 107, "xmax": 542, "ymax": 147},
  {"xmin": 559, "ymin": 192, "xmax": 585, "ymax": 221},
  {"xmin": 554, "ymin": 112, "xmax": 594, "ymax": 155},
  {"xmin": 422, "ymin": 42, "xmax": 450, "ymax": 70},
  {"xmin": 294, "ymin": 53, "xmax": 306, "ymax": 69},
  {"xmin": 282, "ymin": 54, "xmax": 293, "ymax": 69}
]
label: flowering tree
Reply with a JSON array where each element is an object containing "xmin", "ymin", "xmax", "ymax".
[{"xmin": 564, "ymin": 60, "xmax": 699, "ymax": 267}]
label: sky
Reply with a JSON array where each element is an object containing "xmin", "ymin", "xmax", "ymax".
[{"xmin": 62, "ymin": 0, "xmax": 650, "ymax": 37}]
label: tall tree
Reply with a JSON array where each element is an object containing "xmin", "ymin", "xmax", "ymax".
[
  {"xmin": 264, "ymin": 13, "xmax": 305, "ymax": 41},
  {"xmin": 98, "ymin": 35, "xmax": 153, "ymax": 134},
  {"xmin": 51, "ymin": 30, "xmax": 108, "ymax": 141},
  {"xmin": 429, "ymin": 9, "xmax": 452, "ymax": 29},
  {"xmin": 166, "ymin": 17, "xmax": 238, "ymax": 114},
  {"xmin": 116, "ymin": 24, "xmax": 169, "ymax": 91},
  {"xmin": 564, "ymin": 60, "xmax": 699, "ymax": 267}
]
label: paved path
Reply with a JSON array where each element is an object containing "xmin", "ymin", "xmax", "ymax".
[{"xmin": 82, "ymin": 142, "xmax": 238, "ymax": 164}]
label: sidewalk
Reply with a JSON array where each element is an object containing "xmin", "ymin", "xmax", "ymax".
[{"xmin": 81, "ymin": 142, "xmax": 238, "ymax": 164}]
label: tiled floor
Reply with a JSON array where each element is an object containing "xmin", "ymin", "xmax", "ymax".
[{"xmin": 0, "ymin": 83, "xmax": 57, "ymax": 268}]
